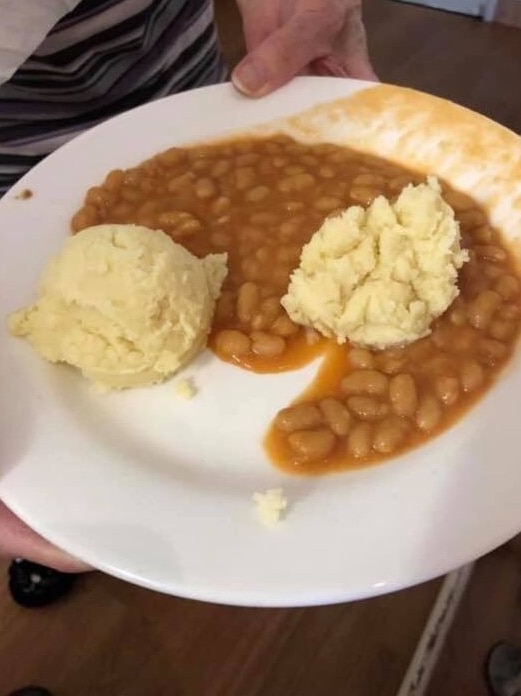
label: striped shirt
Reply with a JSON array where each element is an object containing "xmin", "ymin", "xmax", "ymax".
[{"xmin": 0, "ymin": 0, "xmax": 227, "ymax": 194}]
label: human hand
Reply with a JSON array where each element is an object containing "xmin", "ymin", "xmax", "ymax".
[
  {"xmin": 232, "ymin": 0, "xmax": 377, "ymax": 98},
  {"xmin": 0, "ymin": 499, "xmax": 89, "ymax": 573}
]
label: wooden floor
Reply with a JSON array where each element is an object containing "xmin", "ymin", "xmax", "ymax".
[
  {"xmin": 427, "ymin": 536, "xmax": 521, "ymax": 696},
  {"xmin": 2, "ymin": 2, "xmax": 521, "ymax": 695},
  {"xmin": 0, "ymin": 561, "xmax": 442, "ymax": 695}
]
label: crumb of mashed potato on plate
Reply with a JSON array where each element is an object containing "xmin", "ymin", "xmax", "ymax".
[
  {"xmin": 175, "ymin": 377, "xmax": 197, "ymax": 400},
  {"xmin": 281, "ymin": 177, "xmax": 468, "ymax": 349},
  {"xmin": 253, "ymin": 488, "xmax": 288, "ymax": 527},
  {"xmin": 8, "ymin": 224, "xmax": 227, "ymax": 390}
]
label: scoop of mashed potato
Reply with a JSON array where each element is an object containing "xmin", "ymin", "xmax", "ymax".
[
  {"xmin": 9, "ymin": 224, "xmax": 227, "ymax": 389},
  {"xmin": 281, "ymin": 177, "xmax": 468, "ymax": 349}
]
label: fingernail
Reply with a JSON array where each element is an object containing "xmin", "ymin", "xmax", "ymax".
[{"xmin": 232, "ymin": 60, "xmax": 268, "ymax": 96}]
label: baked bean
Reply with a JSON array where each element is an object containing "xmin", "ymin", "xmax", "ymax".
[
  {"xmin": 467, "ymin": 290, "xmax": 502, "ymax": 330},
  {"xmin": 499, "ymin": 304, "xmax": 520, "ymax": 321},
  {"xmin": 271, "ymin": 315, "xmax": 299, "ymax": 337},
  {"xmin": 71, "ymin": 205, "xmax": 99, "ymax": 232},
  {"xmin": 136, "ymin": 200, "xmax": 161, "ymax": 217},
  {"xmin": 278, "ymin": 173, "xmax": 315, "ymax": 192},
  {"xmin": 472, "ymin": 226, "xmax": 493, "ymax": 244},
  {"xmin": 242, "ymin": 227, "xmax": 263, "ymax": 246},
  {"xmin": 215, "ymin": 215, "xmax": 230, "ymax": 227},
  {"xmin": 284, "ymin": 165, "xmax": 305, "ymax": 176},
  {"xmin": 103, "ymin": 169, "xmax": 125, "ymax": 192},
  {"xmin": 318, "ymin": 166, "xmax": 335, "ymax": 179},
  {"xmin": 211, "ymin": 196, "xmax": 231, "ymax": 215},
  {"xmin": 347, "ymin": 396, "xmax": 389, "ymax": 421},
  {"xmin": 277, "ymin": 245, "xmax": 300, "ymax": 264},
  {"xmin": 215, "ymin": 330, "xmax": 251, "ymax": 357},
  {"xmin": 320, "ymin": 398, "xmax": 352, "ymax": 436},
  {"xmin": 314, "ymin": 196, "xmax": 343, "ymax": 212},
  {"xmin": 235, "ymin": 167, "xmax": 256, "ymax": 190},
  {"xmin": 460, "ymin": 361, "xmax": 484, "ymax": 393},
  {"xmin": 495, "ymin": 275, "xmax": 519, "ymax": 300},
  {"xmin": 329, "ymin": 151, "xmax": 350, "ymax": 163},
  {"xmin": 256, "ymin": 247, "xmax": 270, "ymax": 264},
  {"xmin": 167, "ymin": 172, "xmax": 194, "ymax": 191},
  {"xmin": 86, "ymin": 186, "xmax": 114, "ymax": 208},
  {"xmin": 474, "ymin": 245, "xmax": 507, "ymax": 262},
  {"xmin": 250, "ymin": 212, "xmax": 278, "ymax": 226},
  {"xmin": 157, "ymin": 147, "xmax": 186, "ymax": 166},
  {"xmin": 160, "ymin": 211, "xmax": 201, "ymax": 236},
  {"xmin": 389, "ymin": 176, "xmax": 412, "ymax": 192},
  {"xmin": 458, "ymin": 209, "xmax": 487, "ymax": 228},
  {"xmin": 119, "ymin": 186, "xmax": 146, "ymax": 203},
  {"xmin": 288, "ymin": 429, "xmax": 336, "ymax": 462},
  {"xmin": 193, "ymin": 159, "xmax": 209, "ymax": 173},
  {"xmin": 246, "ymin": 186, "xmax": 270, "ymax": 202},
  {"xmin": 416, "ymin": 395, "xmax": 442, "ymax": 432},
  {"xmin": 431, "ymin": 325, "xmax": 451, "ymax": 349},
  {"xmin": 443, "ymin": 189, "xmax": 473, "ymax": 211},
  {"xmin": 449, "ymin": 303, "xmax": 467, "ymax": 327},
  {"xmin": 157, "ymin": 211, "xmax": 181, "ymax": 227},
  {"xmin": 424, "ymin": 355, "xmax": 453, "ymax": 376},
  {"xmin": 211, "ymin": 231, "xmax": 231, "ymax": 247},
  {"xmin": 135, "ymin": 179, "xmax": 152, "ymax": 194},
  {"xmin": 237, "ymin": 282, "xmax": 260, "ymax": 323},
  {"xmin": 450, "ymin": 326, "xmax": 475, "ymax": 353},
  {"xmin": 210, "ymin": 160, "xmax": 231, "ymax": 177},
  {"xmin": 241, "ymin": 259, "xmax": 262, "ymax": 281},
  {"xmin": 489, "ymin": 320, "xmax": 516, "ymax": 341},
  {"xmin": 434, "ymin": 375, "xmax": 460, "ymax": 406},
  {"xmin": 373, "ymin": 417, "xmax": 407, "ymax": 454},
  {"xmin": 251, "ymin": 331, "xmax": 286, "ymax": 357},
  {"xmin": 303, "ymin": 328, "xmax": 321, "ymax": 345},
  {"xmin": 279, "ymin": 220, "xmax": 300, "ymax": 238},
  {"xmin": 253, "ymin": 297, "xmax": 282, "ymax": 329},
  {"xmin": 350, "ymin": 187, "xmax": 378, "ymax": 205},
  {"xmin": 109, "ymin": 201, "xmax": 134, "ymax": 222},
  {"xmin": 236, "ymin": 153, "xmax": 260, "ymax": 166},
  {"xmin": 389, "ymin": 374, "xmax": 417, "ymax": 418},
  {"xmin": 285, "ymin": 201, "xmax": 305, "ymax": 212},
  {"xmin": 301, "ymin": 155, "xmax": 319, "ymax": 167},
  {"xmin": 348, "ymin": 423, "xmax": 372, "ymax": 458},
  {"xmin": 352, "ymin": 173, "xmax": 384, "ymax": 187},
  {"xmin": 349, "ymin": 348, "xmax": 375, "ymax": 369},
  {"xmin": 215, "ymin": 291, "xmax": 234, "ymax": 321},
  {"xmin": 479, "ymin": 338, "xmax": 508, "ymax": 365},
  {"xmin": 273, "ymin": 156, "xmax": 288, "ymax": 168},
  {"xmin": 275, "ymin": 404, "xmax": 323, "ymax": 432},
  {"xmin": 342, "ymin": 370, "xmax": 388, "ymax": 396}
]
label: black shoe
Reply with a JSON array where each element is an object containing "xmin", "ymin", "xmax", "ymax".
[
  {"xmin": 8, "ymin": 559, "xmax": 77, "ymax": 608},
  {"xmin": 486, "ymin": 642, "xmax": 521, "ymax": 696},
  {"xmin": 7, "ymin": 688, "xmax": 53, "ymax": 696}
]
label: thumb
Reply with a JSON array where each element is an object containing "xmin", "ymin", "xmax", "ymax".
[
  {"xmin": 0, "ymin": 500, "xmax": 90, "ymax": 573},
  {"xmin": 232, "ymin": 15, "xmax": 331, "ymax": 97}
]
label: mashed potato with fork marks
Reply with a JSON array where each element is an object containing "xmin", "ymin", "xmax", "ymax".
[
  {"xmin": 9, "ymin": 224, "xmax": 227, "ymax": 390},
  {"xmin": 282, "ymin": 177, "xmax": 468, "ymax": 349}
]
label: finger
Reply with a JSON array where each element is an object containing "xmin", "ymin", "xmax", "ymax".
[
  {"xmin": 344, "ymin": 55, "xmax": 379, "ymax": 82},
  {"xmin": 314, "ymin": 53, "xmax": 379, "ymax": 81},
  {"xmin": 232, "ymin": 11, "xmax": 341, "ymax": 97},
  {"xmin": 333, "ymin": 7, "xmax": 379, "ymax": 82},
  {"xmin": 235, "ymin": 0, "xmax": 279, "ymax": 52},
  {"xmin": 0, "ymin": 501, "xmax": 90, "ymax": 573},
  {"xmin": 310, "ymin": 55, "xmax": 350, "ymax": 78}
]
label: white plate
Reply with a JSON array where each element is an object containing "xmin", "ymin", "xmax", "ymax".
[{"xmin": 2, "ymin": 77, "xmax": 521, "ymax": 608}]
